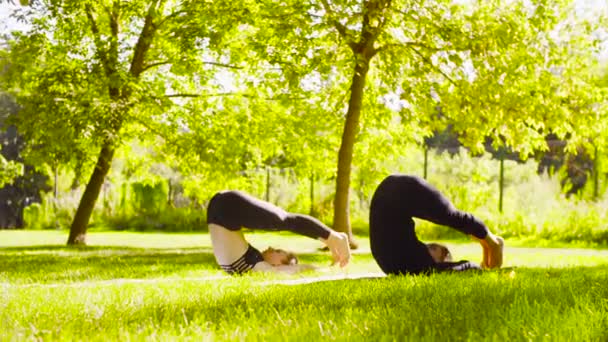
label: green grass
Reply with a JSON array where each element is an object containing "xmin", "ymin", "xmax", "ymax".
[{"xmin": 1, "ymin": 231, "xmax": 608, "ymax": 341}]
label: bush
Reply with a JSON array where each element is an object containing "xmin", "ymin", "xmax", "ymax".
[{"xmin": 23, "ymin": 146, "xmax": 608, "ymax": 246}]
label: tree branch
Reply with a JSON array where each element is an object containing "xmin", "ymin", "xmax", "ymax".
[
  {"xmin": 319, "ymin": 0, "xmax": 353, "ymax": 48},
  {"xmin": 129, "ymin": 0, "xmax": 165, "ymax": 78},
  {"xmin": 157, "ymin": 9, "xmax": 189, "ymax": 28},
  {"xmin": 408, "ymin": 46, "xmax": 459, "ymax": 87},
  {"xmin": 202, "ymin": 61, "xmax": 243, "ymax": 69},
  {"xmin": 125, "ymin": 111, "xmax": 179, "ymax": 145},
  {"xmin": 85, "ymin": 5, "xmax": 111, "ymax": 77},
  {"xmin": 107, "ymin": 1, "xmax": 119, "ymax": 39},
  {"xmin": 373, "ymin": 0, "xmax": 393, "ymax": 38},
  {"xmin": 142, "ymin": 60, "xmax": 172, "ymax": 72},
  {"xmin": 377, "ymin": 41, "xmax": 444, "ymax": 54},
  {"xmin": 389, "ymin": 7, "xmax": 415, "ymax": 18},
  {"xmin": 142, "ymin": 60, "xmax": 244, "ymax": 73},
  {"xmin": 107, "ymin": 1, "xmax": 120, "ymax": 76},
  {"xmin": 306, "ymin": 11, "xmax": 324, "ymax": 19},
  {"xmin": 259, "ymin": 2, "xmax": 309, "ymax": 20},
  {"xmin": 162, "ymin": 92, "xmax": 307, "ymax": 101},
  {"xmin": 165, "ymin": 93, "xmax": 207, "ymax": 98},
  {"xmin": 390, "ymin": 6, "xmax": 472, "ymax": 51},
  {"xmin": 261, "ymin": 11, "xmax": 300, "ymax": 19}
]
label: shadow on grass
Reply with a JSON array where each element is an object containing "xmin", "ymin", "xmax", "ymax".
[
  {"xmin": 1, "ymin": 245, "xmax": 219, "ymax": 283},
  {"xmin": 262, "ymin": 264, "xmax": 608, "ymax": 287},
  {"xmin": 0, "ymin": 245, "xmax": 211, "ymax": 252},
  {"xmin": 112, "ymin": 264, "xmax": 608, "ymax": 336},
  {"xmin": 1, "ymin": 243, "xmax": 349, "ymax": 284},
  {"xmin": 4, "ymin": 264, "xmax": 607, "ymax": 341}
]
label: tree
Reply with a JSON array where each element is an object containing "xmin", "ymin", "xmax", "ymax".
[
  {"xmin": 0, "ymin": 150, "xmax": 22, "ymax": 188},
  {"xmin": 0, "ymin": 93, "xmax": 49, "ymax": 228},
  {"xmin": 2, "ymin": 0, "xmax": 603, "ymax": 245},
  {"xmin": 1, "ymin": 0, "xmax": 256, "ymax": 244},
  {"xmin": 245, "ymin": 0, "xmax": 601, "ymax": 246},
  {"xmin": 0, "ymin": 94, "xmax": 23, "ymax": 188}
]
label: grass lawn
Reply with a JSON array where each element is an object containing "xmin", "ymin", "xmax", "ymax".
[{"xmin": 1, "ymin": 230, "xmax": 607, "ymax": 341}]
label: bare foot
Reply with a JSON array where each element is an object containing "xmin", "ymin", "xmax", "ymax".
[
  {"xmin": 472, "ymin": 235, "xmax": 490, "ymax": 269},
  {"xmin": 481, "ymin": 243, "xmax": 490, "ymax": 269},
  {"xmin": 482, "ymin": 234, "xmax": 504, "ymax": 269},
  {"xmin": 494, "ymin": 236, "xmax": 504, "ymax": 268},
  {"xmin": 322, "ymin": 231, "xmax": 351, "ymax": 267}
]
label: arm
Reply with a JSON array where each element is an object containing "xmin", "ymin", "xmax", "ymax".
[
  {"xmin": 434, "ymin": 260, "xmax": 482, "ymax": 272},
  {"xmin": 281, "ymin": 214, "xmax": 351, "ymax": 267},
  {"xmin": 209, "ymin": 191, "xmax": 351, "ymax": 267}
]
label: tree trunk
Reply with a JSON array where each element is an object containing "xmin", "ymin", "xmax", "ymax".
[
  {"xmin": 593, "ymin": 144, "xmax": 599, "ymax": 200},
  {"xmin": 332, "ymin": 58, "xmax": 370, "ymax": 248},
  {"xmin": 66, "ymin": 1, "xmax": 161, "ymax": 245},
  {"xmin": 67, "ymin": 141, "xmax": 115, "ymax": 245}
]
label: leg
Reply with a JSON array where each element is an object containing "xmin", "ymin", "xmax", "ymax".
[
  {"xmin": 403, "ymin": 176, "xmax": 489, "ymax": 239},
  {"xmin": 372, "ymin": 175, "xmax": 503, "ymax": 269},
  {"xmin": 369, "ymin": 215, "xmax": 436, "ymax": 275},
  {"xmin": 207, "ymin": 190, "xmax": 331, "ymax": 240},
  {"xmin": 369, "ymin": 211, "xmax": 483, "ymax": 274},
  {"xmin": 369, "ymin": 180, "xmax": 436, "ymax": 275},
  {"xmin": 208, "ymin": 190, "xmax": 350, "ymax": 267},
  {"xmin": 402, "ymin": 176, "xmax": 504, "ymax": 269}
]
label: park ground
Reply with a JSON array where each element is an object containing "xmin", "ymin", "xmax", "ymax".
[{"xmin": 1, "ymin": 230, "xmax": 607, "ymax": 341}]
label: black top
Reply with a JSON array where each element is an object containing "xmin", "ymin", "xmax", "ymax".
[{"xmin": 219, "ymin": 244, "xmax": 265, "ymax": 275}]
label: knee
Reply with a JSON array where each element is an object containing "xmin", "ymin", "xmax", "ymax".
[
  {"xmin": 207, "ymin": 191, "xmax": 237, "ymax": 223},
  {"xmin": 280, "ymin": 212, "xmax": 296, "ymax": 227},
  {"xmin": 211, "ymin": 190, "xmax": 238, "ymax": 202},
  {"xmin": 208, "ymin": 190, "xmax": 239, "ymax": 208}
]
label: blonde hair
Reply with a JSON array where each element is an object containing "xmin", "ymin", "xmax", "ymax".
[
  {"xmin": 427, "ymin": 243, "xmax": 452, "ymax": 262},
  {"xmin": 279, "ymin": 249, "xmax": 298, "ymax": 265}
]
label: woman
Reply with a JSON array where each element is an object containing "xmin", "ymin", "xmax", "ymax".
[
  {"xmin": 207, "ymin": 190, "xmax": 351, "ymax": 275},
  {"xmin": 369, "ymin": 174, "xmax": 504, "ymax": 275}
]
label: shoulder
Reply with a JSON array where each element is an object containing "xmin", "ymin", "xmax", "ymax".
[{"xmin": 251, "ymin": 261, "xmax": 274, "ymax": 272}]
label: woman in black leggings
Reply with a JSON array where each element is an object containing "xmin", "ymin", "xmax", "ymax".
[
  {"xmin": 207, "ymin": 190, "xmax": 351, "ymax": 275},
  {"xmin": 370, "ymin": 174, "xmax": 504, "ymax": 275}
]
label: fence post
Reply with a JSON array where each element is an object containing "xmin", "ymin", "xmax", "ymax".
[
  {"xmin": 265, "ymin": 167, "xmax": 271, "ymax": 202},
  {"xmin": 423, "ymin": 146, "xmax": 429, "ymax": 179},
  {"xmin": 499, "ymin": 156, "xmax": 504, "ymax": 213},
  {"xmin": 167, "ymin": 178, "xmax": 173, "ymax": 208},
  {"xmin": 593, "ymin": 144, "xmax": 599, "ymax": 200},
  {"xmin": 53, "ymin": 166, "xmax": 58, "ymax": 200},
  {"xmin": 310, "ymin": 172, "xmax": 315, "ymax": 216},
  {"xmin": 53, "ymin": 165, "xmax": 58, "ymax": 229},
  {"xmin": 121, "ymin": 182, "xmax": 128, "ymax": 216}
]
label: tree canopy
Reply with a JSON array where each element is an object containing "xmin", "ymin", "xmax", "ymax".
[{"xmin": 0, "ymin": 0, "xmax": 606, "ymax": 243}]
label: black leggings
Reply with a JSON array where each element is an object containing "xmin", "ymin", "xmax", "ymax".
[
  {"xmin": 369, "ymin": 174, "xmax": 488, "ymax": 275},
  {"xmin": 207, "ymin": 190, "xmax": 331, "ymax": 240}
]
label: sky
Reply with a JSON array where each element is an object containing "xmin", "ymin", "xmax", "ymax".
[{"xmin": 0, "ymin": 3, "xmax": 27, "ymax": 34}]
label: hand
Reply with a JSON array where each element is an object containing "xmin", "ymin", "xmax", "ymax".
[{"xmin": 323, "ymin": 231, "xmax": 351, "ymax": 267}]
